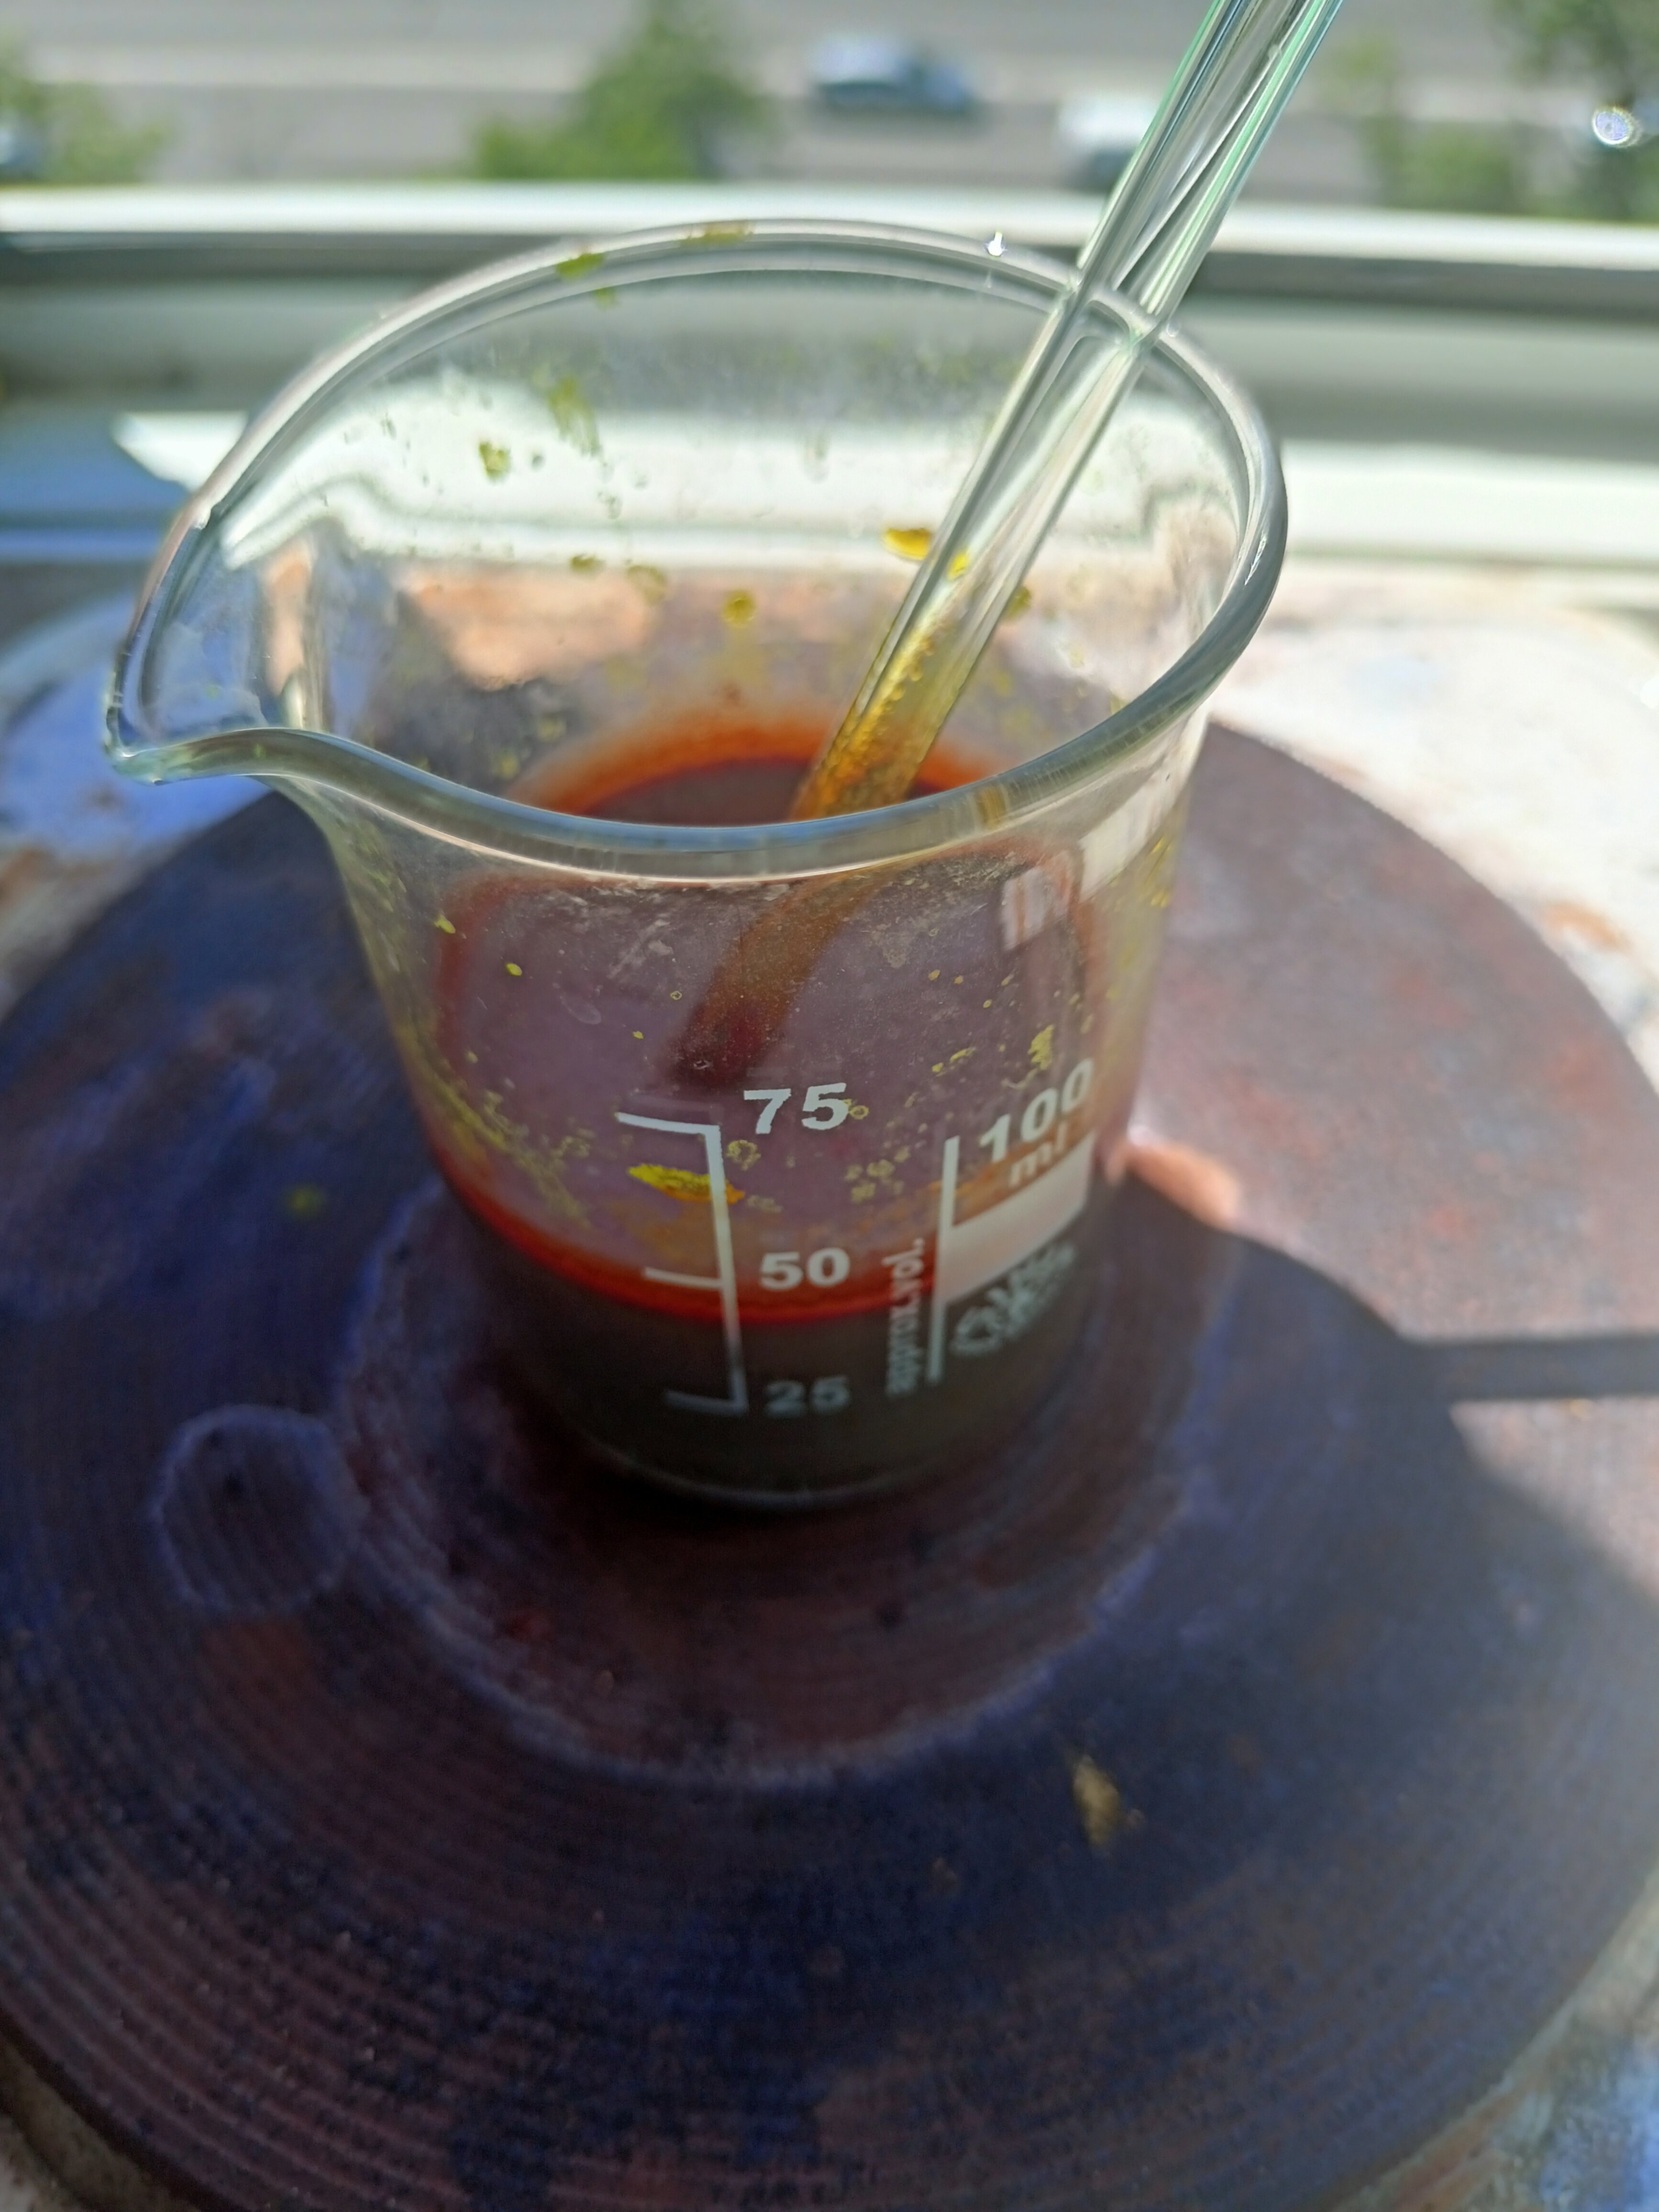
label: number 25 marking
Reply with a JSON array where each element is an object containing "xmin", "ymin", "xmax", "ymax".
[
  {"xmin": 743, "ymin": 1082, "xmax": 850, "ymax": 1135},
  {"xmin": 764, "ymin": 1376, "xmax": 852, "ymax": 1416}
]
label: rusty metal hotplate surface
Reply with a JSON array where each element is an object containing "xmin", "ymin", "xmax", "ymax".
[{"xmin": 3, "ymin": 730, "xmax": 1659, "ymax": 2212}]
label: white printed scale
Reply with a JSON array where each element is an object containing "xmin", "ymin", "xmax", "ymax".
[{"xmin": 615, "ymin": 1065, "xmax": 1095, "ymax": 1421}]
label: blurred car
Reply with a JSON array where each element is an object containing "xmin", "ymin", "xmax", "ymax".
[
  {"xmin": 0, "ymin": 117, "xmax": 46, "ymax": 183},
  {"xmin": 1056, "ymin": 91, "xmax": 1158, "ymax": 190},
  {"xmin": 808, "ymin": 37, "xmax": 978, "ymax": 118}
]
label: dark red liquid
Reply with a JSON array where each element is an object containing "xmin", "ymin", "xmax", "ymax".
[{"xmin": 418, "ymin": 712, "xmax": 1166, "ymax": 1502}]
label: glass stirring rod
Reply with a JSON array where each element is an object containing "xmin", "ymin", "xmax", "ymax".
[{"xmin": 788, "ymin": 0, "xmax": 1352, "ymax": 822}]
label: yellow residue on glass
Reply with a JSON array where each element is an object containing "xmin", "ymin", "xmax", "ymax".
[
  {"xmin": 883, "ymin": 525, "xmax": 933, "ymax": 562},
  {"xmin": 629, "ymin": 1163, "xmax": 744, "ymax": 1204},
  {"xmin": 570, "ymin": 553, "xmax": 605, "ymax": 574},
  {"xmin": 1029, "ymin": 1024, "xmax": 1055, "ymax": 1071},
  {"xmin": 283, "ymin": 1183, "xmax": 328, "ymax": 1221},
  {"xmin": 1003, "ymin": 583, "xmax": 1034, "ymax": 619},
  {"xmin": 478, "ymin": 440, "xmax": 511, "ymax": 480},
  {"xmin": 544, "ymin": 372, "xmax": 600, "ymax": 458},
  {"xmin": 627, "ymin": 563, "xmax": 669, "ymax": 604},
  {"xmin": 948, "ymin": 549, "xmax": 971, "ymax": 578},
  {"xmin": 556, "ymin": 249, "xmax": 607, "ymax": 279},
  {"xmin": 722, "ymin": 589, "xmax": 757, "ymax": 626}
]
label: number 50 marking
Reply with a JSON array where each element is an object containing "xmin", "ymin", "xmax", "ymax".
[
  {"xmin": 743, "ymin": 1082, "xmax": 850, "ymax": 1134},
  {"xmin": 760, "ymin": 1247, "xmax": 851, "ymax": 1292}
]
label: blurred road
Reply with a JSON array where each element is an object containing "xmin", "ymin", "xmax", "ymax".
[{"xmin": 3, "ymin": 0, "xmax": 1534, "ymax": 192}]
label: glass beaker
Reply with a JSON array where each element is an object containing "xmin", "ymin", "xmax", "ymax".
[{"xmin": 109, "ymin": 221, "xmax": 1284, "ymax": 1506}]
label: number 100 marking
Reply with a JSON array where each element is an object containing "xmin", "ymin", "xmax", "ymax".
[{"xmin": 977, "ymin": 1058, "xmax": 1094, "ymax": 1163}]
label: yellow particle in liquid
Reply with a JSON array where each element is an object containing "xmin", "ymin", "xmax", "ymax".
[
  {"xmin": 851, "ymin": 1181, "xmax": 877, "ymax": 1202},
  {"xmin": 478, "ymin": 440, "xmax": 511, "ymax": 480},
  {"xmin": 931, "ymin": 1062, "xmax": 944, "ymax": 1075},
  {"xmin": 948, "ymin": 549, "xmax": 971, "ymax": 578},
  {"xmin": 726, "ymin": 1138, "xmax": 760, "ymax": 1171},
  {"xmin": 434, "ymin": 914, "xmax": 456, "ymax": 934},
  {"xmin": 465, "ymin": 1050, "xmax": 478, "ymax": 1064},
  {"xmin": 632, "ymin": 1029, "xmax": 644, "ymax": 1040},
  {"xmin": 669, "ymin": 989, "xmax": 683, "ymax": 1001},
  {"xmin": 1002, "ymin": 583, "xmax": 1034, "ymax": 620},
  {"xmin": 949, "ymin": 1048, "xmax": 974, "ymax": 1066},
  {"xmin": 570, "ymin": 553, "xmax": 604, "ymax": 574},
  {"xmin": 722, "ymin": 589, "xmax": 757, "ymax": 626},
  {"xmin": 984, "ymin": 999, "xmax": 993, "ymax": 1009},
  {"xmin": 1029, "ymin": 1024, "xmax": 1055, "ymax": 1071},
  {"xmin": 884, "ymin": 525, "xmax": 933, "ymax": 561},
  {"xmin": 848, "ymin": 1102, "xmax": 869, "ymax": 1119},
  {"xmin": 953, "ymin": 975, "xmax": 964, "ymax": 984},
  {"xmin": 629, "ymin": 1163, "xmax": 744, "ymax": 1205},
  {"xmin": 496, "ymin": 751, "xmax": 522, "ymax": 780},
  {"xmin": 505, "ymin": 961, "xmax": 523, "ymax": 977},
  {"xmin": 627, "ymin": 562, "xmax": 668, "ymax": 604},
  {"xmin": 283, "ymin": 1183, "xmax": 328, "ymax": 1221},
  {"xmin": 928, "ymin": 970, "xmax": 941, "ymax": 981}
]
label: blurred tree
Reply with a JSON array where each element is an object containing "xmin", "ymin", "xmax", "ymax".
[
  {"xmin": 1493, "ymin": 0, "xmax": 1659, "ymax": 217},
  {"xmin": 472, "ymin": 0, "xmax": 770, "ymax": 182},
  {"xmin": 0, "ymin": 40, "xmax": 168, "ymax": 184},
  {"xmin": 1327, "ymin": 1, "xmax": 1659, "ymax": 221},
  {"xmin": 1323, "ymin": 35, "xmax": 1533, "ymax": 214}
]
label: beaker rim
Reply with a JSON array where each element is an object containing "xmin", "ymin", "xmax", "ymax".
[{"xmin": 108, "ymin": 218, "xmax": 1286, "ymax": 881}]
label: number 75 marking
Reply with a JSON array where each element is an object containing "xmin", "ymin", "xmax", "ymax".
[{"xmin": 743, "ymin": 1083, "xmax": 850, "ymax": 1134}]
